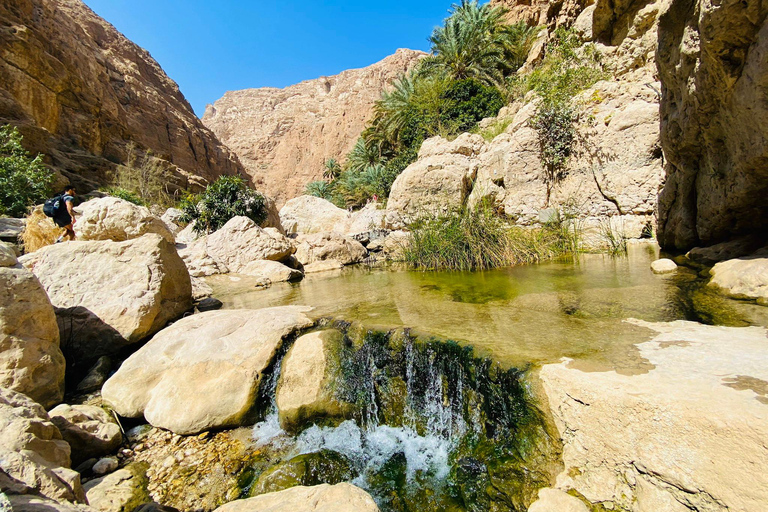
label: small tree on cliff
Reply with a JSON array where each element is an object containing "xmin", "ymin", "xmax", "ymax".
[{"xmin": 0, "ymin": 125, "xmax": 54, "ymax": 217}]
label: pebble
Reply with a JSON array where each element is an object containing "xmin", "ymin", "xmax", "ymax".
[
  {"xmin": 162, "ymin": 455, "xmax": 176, "ymax": 468},
  {"xmin": 92, "ymin": 457, "xmax": 119, "ymax": 475}
]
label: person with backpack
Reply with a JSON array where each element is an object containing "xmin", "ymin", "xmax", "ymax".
[{"xmin": 51, "ymin": 185, "xmax": 77, "ymax": 242}]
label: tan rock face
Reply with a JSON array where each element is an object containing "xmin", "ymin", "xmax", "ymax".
[
  {"xmin": 279, "ymin": 196, "xmax": 351, "ymax": 235},
  {"xmin": 294, "ymin": 232, "xmax": 367, "ymax": 266},
  {"xmin": 83, "ymin": 465, "xmax": 150, "ymax": 512},
  {"xmin": 0, "ymin": 0, "xmax": 244, "ymax": 192},
  {"xmin": 0, "ymin": 241, "xmax": 17, "ymax": 266},
  {"xmin": 102, "ymin": 307, "xmax": 314, "ymax": 435},
  {"xmin": 276, "ymin": 330, "xmax": 352, "ymax": 431},
  {"xmin": 75, "ymin": 197, "xmax": 174, "ymax": 243},
  {"xmin": 178, "ymin": 216, "xmax": 294, "ymax": 277},
  {"xmin": 539, "ymin": 320, "xmax": 768, "ymax": 511},
  {"xmin": 0, "ymin": 266, "xmax": 64, "ymax": 409},
  {"xmin": 212, "ymin": 483, "xmax": 379, "ymax": 512},
  {"xmin": 203, "ymin": 49, "xmax": 425, "ymax": 205},
  {"xmin": 656, "ymin": 0, "xmax": 768, "ymax": 250},
  {"xmin": 709, "ymin": 254, "xmax": 768, "ymax": 305},
  {"xmin": 0, "ymin": 387, "xmax": 85, "ymax": 503},
  {"xmin": 20, "ymin": 234, "xmax": 192, "ymax": 365},
  {"xmin": 49, "ymin": 404, "xmax": 123, "ymax": 466}
]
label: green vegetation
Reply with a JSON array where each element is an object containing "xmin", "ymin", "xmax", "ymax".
[
  {"xmin": 403, "ymin": 205, "xmax": 580, "ymax": 271},
  {"xmin": 0, "ymin": 125, "xmax": 54, "ymax": 217},
  {"xmin": 179, "ymin": 175, "xmax": 267, "ymax": 234},
  {"xmin": 307, "ymin": 1, "xmax": 537, "ymax": 209},
  {"xmin": 109, "ymin": 143, "xmax": 177, "ymax": 207}
]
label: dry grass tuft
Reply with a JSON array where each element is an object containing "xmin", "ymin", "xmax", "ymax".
[{"xmin": 21, "ymin": 206, "xmax": 61, "ymax": 253}]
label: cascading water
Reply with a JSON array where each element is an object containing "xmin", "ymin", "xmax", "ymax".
[{"xmin": 243, "ymin": 323, "xmax": 559, "ymax": 511}]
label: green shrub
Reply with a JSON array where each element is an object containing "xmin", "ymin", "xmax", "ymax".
[
  {"xmin": 179, "ymin": 175, "xmax": 267, "ymax": 234},
  {"xmin": 305, "ymin": 180, "xmax": 335, "ymax": 201},
  {"xmin": 403, "ymin": 206, "xmax": 579, "ymax": 271},
  {"xmin": 530, "ymin": 102, "xmax": 576, "ymax": 197},
  {"xmin": 103, "ymin": 187, "xmax": 146, "ymax": 206},
  {"xmin": 0, "ymin": 125, "xmax": 54, "ymax": 217}
]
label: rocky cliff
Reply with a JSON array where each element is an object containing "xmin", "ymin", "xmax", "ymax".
[
  {"xmin": 656, "ymin": 0, "xmax": 768, "ymax": 250},
  {"xmin": 203, "ymin": 49, "xmax": 425, "ymax": 206},
  {"xmin": 0, "ymin": 0, "xmax": 244, "ymax": 192}
]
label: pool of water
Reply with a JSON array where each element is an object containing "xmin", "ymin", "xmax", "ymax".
[{"xmin": 210, "ymin": 243, "xmax": 768, "ymax": 373}]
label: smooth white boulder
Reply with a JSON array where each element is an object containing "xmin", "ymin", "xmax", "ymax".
[
  {"xmin": 75, "ymin": 197, "xmax": 174, "ymax": 243},
  {"xmin": 650, "ymin": 258, "xmax": 677, "ymax": 274},
  {"xmin": 212, "ymin": 483, "xmax": 379, "ymax": 512},
  {"xmin": 279, "ymin": 196, "xmax": 350, "ymax": 235},
  {"xmin": 295, "ymin": 232, "xmax": 367, "ymax": 266},
  {"xmin": 709, "ymin": 254, "xmax": 768, "ymax": 305}
]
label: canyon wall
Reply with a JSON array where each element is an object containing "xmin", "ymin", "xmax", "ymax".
[
  {"xmin": 203, "ymin": 49, "xmax": 425, "ymax": 206},
  {"xmin": 0, "ymin": 0, "xmax": 244, "ymax": 192},
  {"xmin": 656, "ymin": 0, "xmax": 768, "ymax": 250}
]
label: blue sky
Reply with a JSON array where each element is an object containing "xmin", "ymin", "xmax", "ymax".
[{"xmin": 84, "ymin": 1, "xmax": 460, "ymax": 117}]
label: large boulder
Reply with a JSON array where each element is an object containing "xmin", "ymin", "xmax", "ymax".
[
  {"xmin": 239, "ymin": 260, "xmax": 303, "ymax": 283},
  {"xmin": 539, "ymin": 320, "xmax": 768, "ymax": 511},
  {"xmin": 83, "ymin": 464, "xmax": 150, "ymax": 512},
  {"xmin": 656, "ymin": 0, "xmax": 768, "ymax": 250},
  {"xmin": 276, "ymin": 330, "xmax": 354, "ymax": 431},
  {"xmin": 102, "ymin": 307, "xmax": 314, "ymax": 435},
  {"xmin": 345, "ymin": 203, "xmax": 387, "ymax": 237},
  {"xmin": 0, "ymin": 387, "xmax": 85, "ymax": 503},
  {"xmin": 179, "ymin": 217, "xmax": 294, "ymax": 277},
  {"xmin": 709, "ymin": 253, "xmax": 768, "ymax": 305},
  {"xmin": 279, "ymin": 196, "xmax": 351, "ymax": 235},
  {"xmin": 20, "ymin": 234, "xmax": 192, "ymax": 366},
  {"xmin": 387, "ymin": 133, "xmax": 486, "ymax": 226},
  {"xmin": 0, "ymin": 266, "xmax": 65, "ymax": 408},
  {"xmin": 294, "ymin": 233, "xmax": 367, "ymax": 266},
  {"xmin": 75, "ymin": 197, "xmax": 174, "ymax": 243},
  {"xmin": 212, "ymin": 483, "xmax": 379, "ymax": 512},
  {"xmin": 49, "ymin": 404, "xmax": 123, "ymax": 466}
]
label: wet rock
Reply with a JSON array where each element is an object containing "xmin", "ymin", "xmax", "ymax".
[
  {"xmin": 20, "ymin": 234, "xmax": 192, "ymax": 366},
  {"xmin": 0, "ymin": 387, "xmax": 85, "ymax": 502},
  {"xmin": 238, "ymin": 259, "xmax": 303, "ymax": 282},
  {"xmin": 249, "ymin": 450, "xmax": 356, "ymax": 496},
  {"xmin": 294, "ymin": 232, "xmax": 367, "ymax": 266},
  {"xmin": 213, "ymin": 483, "xmax": 379, "ymax": 512},
  {"xmin": 527, "ymin": 488, "xmax": 589, "ymax": 512},
  {"xmin": 102, "ymin": 307, "xmax": 314, "ymax": 435},
  {"xmin": 0, "ymin": 241, "xmax": 17, "ymax": 266},
  {"xmin": 650, "ymin": 258, "xmax": 677, "ymax": 274},
  {"xmin": 179, "ymin": 217, "xmax": 294, "ymax": 277},
  {"xmin": 196, "ymin": 297, "xmax": 223, "ymax": 312},
  {"xmin": 709, "ymin": 253, "xmax": 768, "ymax": 305},
  {"xmin": 279, "ymin": 196, "xmax": 351, "ymax": 235},
  {"xmin": 75, "ymin": 198, "xmax": 174, "ymax": 244},
  {"xmin": 277, "ymin": 330, "xmax": 355, "ymax": 431},
  {"xmin": 0, "ymin": 265, "xmax": 65, "ymax": 408},
  {"xmin": 49, "ymin": 404, "xmax": 123, "ymax": 466},
  {"xmin": 84, "ymin": 464, "xmax": 150, "ymax": 512},
  {"xmin": 93, "ymin": 457, "xmax": 119, "ymax": 476},
  {"xmin": 539, "ymin": 320, "xmax": 768, "ymax": 511},
  {"xmin": 76, "ymin": 357, "xmax": 113, "ymax": 394}
]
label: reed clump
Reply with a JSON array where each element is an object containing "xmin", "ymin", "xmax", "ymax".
[
  {"xmin": 21, "ymin": 206, "xmax": 59, "ymax": 253},
  {"xmin": 403, "ymin": 206, "xmax": 579, "ymax": 271}
]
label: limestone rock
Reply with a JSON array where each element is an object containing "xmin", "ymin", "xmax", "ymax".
[
  {"xmin": 686, "ymin": 236, "xmax": 767, "ymax": 266},
  {"xmin": 179, "ymin": 217, "xmax": 294, "ymax": 277},
  {"xmin": 212, "ymin": 483, "xmax": 379, "ymax": 512},
  {"xmin": 381, "ymin": 231, "xmax": 411, "ymax": 262},
  {"xmin": 279, "ymin": 196, "xmax": 350, "ymax": 235},
  {"xmin": 0, "ymin": 241, "xmax": 17, "ymax": 266},
  {"xmin": 203, "ymin": 49, "xmax": 425, "ymax": 206},
  {"xmin": 239, "ymin": 260, "xmax": 303, "ymax": 282},
  {"xmin": 294, "ymin": 233, "xmax": 367, "ymax": 266},
  {"xmin": 7, "ymin": 495, "xmax": 97, "ymax": 512},
  {"xmin": 174, "ymin": 224, "xmax": 199, "ymax": 245},
  {"xmin": 190, "ymin": 276, "xmax": 213, "ymax": 301},
  {"xmin": 650, "ymin": 258, "xmax": 677, "ymax": 274},
  {"xmin": 0, "ymin": 217, "xmax": 24, "ymax": 244},
  {"xmin": 387, "ymin": 134, "xmax": 486, "ymax": 225},
  {"xmin": 160, "ymin": 208, "xmax": 185, "ymax": 236},
  {"xmin": 196, "ymin": 297, "xmax": 223, "ymax": 312},
  {"xmin": 303, "ymin": 260, "xmax": 344, "ymax": 274},
  {"xmin": 0, "ymin": 387, "xmax": 85, "ymax": 503},
  {"xmin": 49, "ymin": 404, "xmax": 123, "ymax": 466},
  {"xmin": 539, "ymin": 320, "xmax": 768, "ymax": 511},
  {"xmin": 0, "ymin": 266, "xmax": 64, "ymax": 408},
  {"xmin": 20, "ymin": 234, "xmax": 192, "ymax": 366},
  {"xmin": 527, "ymin": 488, "xmax": 589, "ymax": 512},
  {"xmin": 84, "ymin": 464, "xmax": 150, "ymax": 512},
  {"xmin": 277, "ymin": 330, "xmax": 353, "ymax": 431},
  {"xmin": 345, "ymin": 202, "xmax": 387, "ymax": 237},
  {"xmin": 92, "ymin": 457, "xmax": 119, "ymax": 476},
  {"xmin": 0, "ymin": 0, "xmax": 244, "ymax": 193},
  {"xmin": 709, "ymin": 255, "xmax": 768, "ymax": 305},
  {"xmin": 75, "ymin": 198, "xmax": 174, "ymax": 243},
  {"xmin": 657, "ymin": 0, "xmax": 768, "ymax": 250},
  {"xmin": 102, "ymin": 307, "xmax": 314, "ymax": 435}
]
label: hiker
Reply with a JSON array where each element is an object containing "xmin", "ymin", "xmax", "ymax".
[{"xmin": 53, "ymin": 185, "xmax": 77, "ymax": 242}]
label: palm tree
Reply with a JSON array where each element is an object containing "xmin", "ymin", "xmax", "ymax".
[
  {"xmin": 322, "ymin": 159, "xmax": 342, "ymax": 181},
  {"xmin": 346, "ymin": 137, "xmax": 384, "ymax": 173},
  {"xmin": 305, "ymin": 180, "xmax": 333, "ymax": 200}
]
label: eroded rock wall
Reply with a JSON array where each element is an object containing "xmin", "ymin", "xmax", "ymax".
[
  {"xmin": 203, "ymin": 49, "xmax": 426, "ymax": 206},
  {"xmin": 656, "ymin": 0, "xmax": 768, "ymax": 250},
  {"xmin": 0, "ymin": 0, "xmax": 245, "ymax": 192}
]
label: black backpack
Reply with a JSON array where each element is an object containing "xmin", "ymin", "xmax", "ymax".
[{"xmin": 43, "ymin": 194, "xmax": 64, "ymax": 218}]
